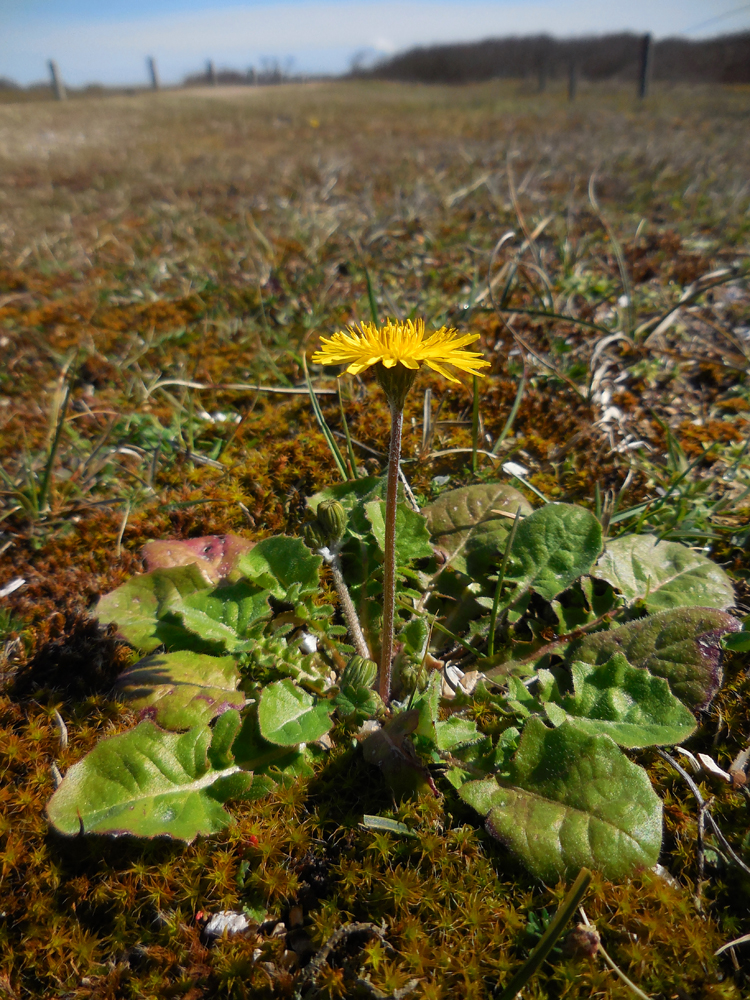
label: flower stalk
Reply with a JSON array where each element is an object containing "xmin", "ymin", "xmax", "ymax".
[
  {"xmin": 379, "ymin": 401, "xmax": 403, "ymax": 704},
  {"xmin": 322, "ymin": 546, "xmax": 372, "ymax": 662},
  {"xmin": 311, "ymin": 317, "xmax": 489, "ymax": 705}
]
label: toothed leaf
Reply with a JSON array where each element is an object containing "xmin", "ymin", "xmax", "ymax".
[{"xmin": 460, "ymin": 717, "xmax": 662, "ymax": 880}]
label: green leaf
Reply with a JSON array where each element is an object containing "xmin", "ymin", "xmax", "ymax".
[
  {"xmin": 114, "ymin": 651, "xmax": 245, "ymax": 729},
  {"xmin": 444, "ymin": 728, "xmax": 520, "ymax": 790},
  {"xmin": 360, "ymin": 815, "xmax": 418, "ymax": 838},
  {"xmin": 334, "ymin": 684, "xmax": 382, "ymax": 723},
  {"xmin": 207, "ymin": 708, "xmax": 243, "ymax": 770},
  {"xmin": 96, "ymin": 565, "xmax": 213, "ymax": 653},
  {"xmin": 174, "ymin": 582, "xmax": 271, "ymax": 651},
  {"xmin": 46, "ymin": 714, "xmax": 253, "ymax": 842},
  {"xmin": 308, "ymin": 477, "xmax": 383, "ymax": 514},
  {"xmin": 544, "ymin": 653, "xmax": 697, "ymax": 747},
  {"xmin": 459, "ymin": 718, "xmax": 662, "ymax": 880},
  {"xmin": 567, "ymin": 607, "xmax": 740, "ymax": 710},
  {"xmin": 422, "ymin": 482, "xmax": 533, "ymax": 577},
  {"xmin": 232, "ymin": 707, "xmax": 312, "ymax": 780},
  {"xmin": 257, "ymin": 678, "xmax": 333, "ymax": 745},
  {"xmin": 365, "ymin": 500, "xmax": 433, "ymax": 564},
  {"xmin": 435, "ymin": 715, "xmax": 481, "ymax": 751},
  {"xmin": 413, "ymin": 669, "xmax": 443, "ymax": 741},
  {"xmin": 398, "ymin": 618, "xmax": 429, "ymax": 659},
  {"xmin": 142, "ymin": 533, "xmax": 254, "ymax": 585},
  {"xmin": 507, "ymin": 504, "xmax": 603, "ymax": 601},
  {"xmin": 594, "ymin": 535, "xmax": 735, "ymax": 611},
  {"xmin": 723, "ymin": 631, "xmax": 750, "ymax": 652},
  {"xmin": 506, "ymin": 671, "xmax": 556, "ymax": 718},
  {"xmin": 237, "ymin": 536, "xmax": 322, "ymax": 600}
]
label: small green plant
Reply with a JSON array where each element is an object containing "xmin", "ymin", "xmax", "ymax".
[{"xmin": 45, "ymin": 317, "xmax": 745, "ymax": 996}]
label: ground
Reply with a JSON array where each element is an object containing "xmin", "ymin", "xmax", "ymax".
[{"xmin": 1, "ymin": 79, "xmax": 750, "ymax": 999}]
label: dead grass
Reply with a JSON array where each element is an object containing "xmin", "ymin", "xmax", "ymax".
[{"xmin": 1, "ymin": 79, "xmax": 750, "ymax": 999}]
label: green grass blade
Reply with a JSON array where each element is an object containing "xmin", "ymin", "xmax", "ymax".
[
  {"xmin": 362, "ymin": 258, "xmax": 379, "ymax": 325},
  {"xmin": 303, "ymin": 355, "xmax": 350, "ymax": 482},
  {"xmin": 488, "ymin": 505, "xmax": 523, "ymax": 658},
  {"xmin": 338, "ymin": 381, "xmax": 359, "ymax": 479},
  {"xmin": 495, "ymin": 868, "xmax": 592, "ymax": 1000},
  {"xmin": 492, "ymin": 374, "xmax": 526, "ymax": 453},
  {"xmin": 38, "ymin": 381, "xmax": 71, "ymax": 514}
]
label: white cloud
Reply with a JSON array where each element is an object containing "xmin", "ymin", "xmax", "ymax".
[
  {"xmin": 371, "ymin": 36, "xmax": 397, "ymax": 54},
  {"xmin": 1, "ymin": 0, "xmax": 746, "ymax": 86}
]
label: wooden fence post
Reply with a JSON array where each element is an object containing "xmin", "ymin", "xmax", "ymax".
[
  {"xmin": 147, "ymin": 56, "xmax": 160, "ymax": 91},
  {"xmin": 568, "ymin": 60, "xmax": 578, "ymax": 102},
  {"xmin": 638, "ymin": 33, "xmax": 652, "ymax": 99},
  {"xmin": 48, "ymin": 60, "xmax": 66, "ymax": 100},
  {"xmin": 207, "ymin": 60, "xmax": 217, "ymax": 86}
]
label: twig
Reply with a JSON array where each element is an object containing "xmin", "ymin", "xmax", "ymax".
[
  {"xmin": 145, "ymin": 378, "xmax": 337, "ymax": 397},
  {"xmin": 332, "ymin": 430, "xmax": 385, "ymax": 460},
  {"xmin": 398, "ymin": 467, "xmax": 420, "ymax": 512},
  {"xmin": 115, "ymin": 501, "xmax": 131, "ymax": 559},
  {"xmin": 716, "ymin": 932, "xmax": 750, "ymax": 957},
  {"xmin": 579, "ymin": 907, "xmax": 652, "ymax": 1000},
  {"xmin": 294, "ymin": 922, "xmax": 391, "ymax": 997},
  {"xmin": 657, "ymin": 750, "xmax": 750, "ymax": 879}
]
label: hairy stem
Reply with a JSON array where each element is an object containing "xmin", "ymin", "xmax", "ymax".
[
  {"xmin": 328, "ymin": 553, "xmax": 371, "ymax": 661},
  {"xmin": 379, "ymin": 402, "xmax": 403, "ymax": 704}
]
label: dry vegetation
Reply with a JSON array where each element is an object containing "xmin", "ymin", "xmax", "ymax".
[{"xmin": 1, "ymin": 80, "xmax": 750, "ymax": 999}]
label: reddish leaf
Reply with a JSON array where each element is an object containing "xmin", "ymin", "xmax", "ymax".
[{"xmin": 142, "ymin": 534, "xmax": 254, "ymax": 586}]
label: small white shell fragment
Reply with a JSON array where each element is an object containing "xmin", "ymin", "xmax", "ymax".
[
  {"xmin": 651, "ymin": 863, "xmax": 680, "ymax": 889},
  {"xmin": 697, "ymin": 753, "xmax": 732, "ymax": 782},
  {"xmin": 674, "ymin": 747, "xmax": 701, "ymax": 773},
  {"xmin": 444, "ymin": 664, "xmax": 465, "ymax": 688},
  {"xmin": 0, "ymin": 577, "xmax": 25, "ymax": 599},
  {"xmin": 502, "ymin": 461, "xmax": 529, "ymax": 478},
  {"xmin": 299, "ymin": 633, "xmax": 318, "ymax": 654},
  {"xmin": 459, "ymin": 670, "xmax": 481, "ymax": 695},
  {"xmin": 53, "ymin": 708, "xmax": 68, "ymax": 750},
  {"xmin": 203, "ymin": 911, "xmax": 251, "ymax": 940},
  {"xmin": 358, "ymin": 720, "xmax": 381, "ymax": 738}
]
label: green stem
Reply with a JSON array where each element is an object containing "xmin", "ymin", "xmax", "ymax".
[{"xmin": 379, "ymin": 402, "xmax": 403, "ymax": 705}]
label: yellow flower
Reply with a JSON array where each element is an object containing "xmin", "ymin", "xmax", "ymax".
[{"xmin": 311, "ymin": 318, "xmax": 490, "ymax": 384}]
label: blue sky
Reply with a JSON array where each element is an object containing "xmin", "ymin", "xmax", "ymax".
[{"xmin": 2, "ymin": 0, "xmax": 749, "ymax": 87}]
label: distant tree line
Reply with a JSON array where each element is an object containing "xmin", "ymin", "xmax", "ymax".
[{"xmin": 360, "ymin": 32, "xmax": 750, "ymax": 85}]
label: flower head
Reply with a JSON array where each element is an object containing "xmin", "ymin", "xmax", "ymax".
[{"xmin": 311, "ymin": 319, "xmax": 490, "ymax": 384}]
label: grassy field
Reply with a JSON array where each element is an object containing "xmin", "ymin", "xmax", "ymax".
[{"xmin": 1, "ymin": 80, "xmax": 750, "ymax": 999}]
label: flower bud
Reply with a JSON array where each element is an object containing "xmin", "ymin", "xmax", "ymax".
[
  {"xmin": 316, "ymin": 500, "xmax": 347, "ymax": 543},
  {"xmin": 341, "ymin": 655, "xmax": 378, "ymax": 690},
  {"xmin": 302, "ymin": 521, "xmax": 328, "ymax": 551}
]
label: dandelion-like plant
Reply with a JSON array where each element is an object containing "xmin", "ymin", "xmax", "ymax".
[{"xmin": 312, "ymin": 318, "xmax": 489, "ymax": 703}]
